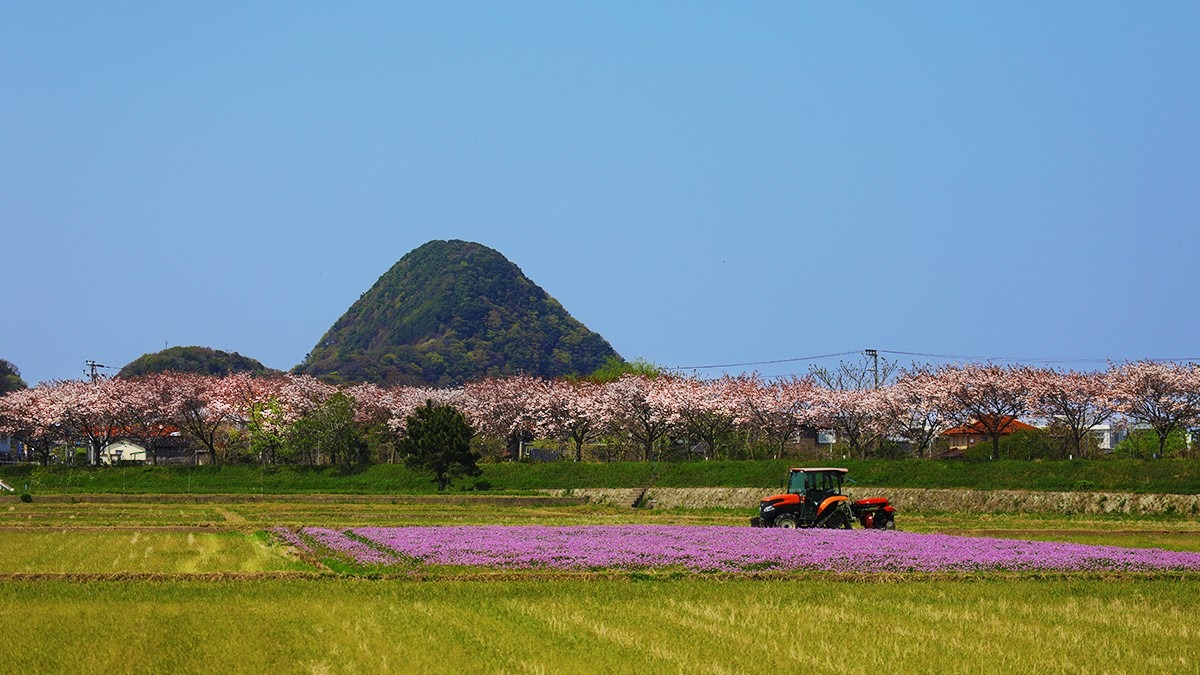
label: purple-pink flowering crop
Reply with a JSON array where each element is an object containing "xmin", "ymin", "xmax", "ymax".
[
  {"xmin": 270, "ymin": 527, "xmax": 314, "ymax": 556},
  {"xmin": 335, "ymin": 526, "xmax": 1200, "ymax": 573},
  {"xmin": 302, "ymin": 527, "xmax": 399, "ymax": 565}
]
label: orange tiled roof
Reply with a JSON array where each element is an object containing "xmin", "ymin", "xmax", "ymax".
[{"xmin": 942, "ymin": 417, "xmax": 1036, "ymax": 436}]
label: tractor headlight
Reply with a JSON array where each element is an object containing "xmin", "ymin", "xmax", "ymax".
[{"xmin": 761, "ymin": 504, "xmax": 775, "ymax": 513}]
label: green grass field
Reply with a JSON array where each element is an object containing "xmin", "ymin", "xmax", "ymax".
[
  {"xmin": 1, "ymin": 497, "xmax": 1199, "ymax": 672},
  {"xmin": 9, "ymin": 457, "xmax": 1200, "ymax": 495},
  {"xmin": 1, "ymin": 577, "xmax": 1197, "ymax": 673}
]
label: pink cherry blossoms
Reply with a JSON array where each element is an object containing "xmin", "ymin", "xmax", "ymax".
[{"xmin": 3, "ymin": 361, "xmax": 1200, "ymax": 465}]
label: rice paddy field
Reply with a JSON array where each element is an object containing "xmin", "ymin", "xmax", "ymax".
[{"xmin": 1, "ymin": 498, "xmax": 1199, "ymax": 673}]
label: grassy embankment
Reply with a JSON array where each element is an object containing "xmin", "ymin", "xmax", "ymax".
[
  {"xmin": 6, "ymin": 458, "xmax": 1200, "ymax": 495},
  {"xmin": 1, "ymin": 577, "xmax": 1198, "ymax": 672}
]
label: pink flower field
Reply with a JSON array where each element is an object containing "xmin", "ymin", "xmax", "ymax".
[{"xmin": 276, "ymin": 525, "xmax": 1200, "ymax": 574}]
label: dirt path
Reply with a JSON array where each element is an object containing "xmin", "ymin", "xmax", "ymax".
[{"xmin": 213, "ymin": 507, "xmax": 248, "ymax": 525}]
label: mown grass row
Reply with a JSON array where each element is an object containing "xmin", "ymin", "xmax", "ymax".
[
  {"xmin": 7, "ymin": 458, "xmax": 1200, "ymax": 495},
  {"xmin": 1, "ymin": 577, "xmax": 1197, "ymax": 672},
  {"xmin": 0, "ymin": 529, "xmax": 308, "ymax": 574}
]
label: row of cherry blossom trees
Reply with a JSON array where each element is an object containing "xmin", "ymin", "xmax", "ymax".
[{"xmin": 1, "ymin": 361, "xmax": 1199, "ymax": 466}]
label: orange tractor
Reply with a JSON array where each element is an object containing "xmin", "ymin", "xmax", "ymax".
[{"xmin": 750, "ymin": 467, "xmax": 896, "ymax": 529}]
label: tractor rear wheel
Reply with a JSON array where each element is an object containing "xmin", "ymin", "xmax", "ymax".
[
  {"xmin": 822, "ymin": 510, "xmax": 851, "ymax": 530},
  {"xmin": 774, "ymin": 515, "xmax": 799, "ymax": 529}
]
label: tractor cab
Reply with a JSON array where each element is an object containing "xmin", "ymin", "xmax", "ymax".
[{"xmin": 787, "ymin": 467, "xmax": 845, "ymax": 505}]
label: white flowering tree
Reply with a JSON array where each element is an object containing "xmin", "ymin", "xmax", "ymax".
[
  {"xmin": 1026, "ymin": 368, "xmax": 1116, "ymax": 459},
  {"xmin": 1110, "ymin": 361, "xmax": 1200, "ymax": 458},
  {"xmin": 935, "ymin": 364, "xmax": 1033, "ymax": 461}
]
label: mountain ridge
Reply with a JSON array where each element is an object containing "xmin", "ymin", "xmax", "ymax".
[
  {"xmin": 119, "ymin": 346, "xmax": 278, "ymax": 378},
  {"xmin": 293, "ymin": 240, "xmax": 621, "ymax": 386}
]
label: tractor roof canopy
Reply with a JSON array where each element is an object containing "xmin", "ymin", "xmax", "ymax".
[{"xmin": 786, "ymin": 468, "xmax": 847, "ymax": 496}]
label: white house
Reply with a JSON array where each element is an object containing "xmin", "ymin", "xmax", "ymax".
[
  {"xmin": 99, "ymin": 439, "xmax": 149, "ymax": 465},
  {"xmin": 1089, "ymin": 423, "xmax": 1126, "ymax": 452}
]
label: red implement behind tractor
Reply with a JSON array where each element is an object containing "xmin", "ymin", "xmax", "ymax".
[{"xmin": 750, "ymin": 467, "xmax": 895, "ymax": 529}]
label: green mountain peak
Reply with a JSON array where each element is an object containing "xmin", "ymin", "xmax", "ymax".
[{"xmin": 294, "ymin": 240, "xmax": 621, "ymax": 386}]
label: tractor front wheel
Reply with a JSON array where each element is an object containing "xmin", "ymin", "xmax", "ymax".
[{"xmin": 774, "ymin": 515, "xmax": 799, "ymax": 529}]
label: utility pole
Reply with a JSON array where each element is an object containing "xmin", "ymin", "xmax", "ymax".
[
  {"xmin": 864, "ymin": 349, "xmax": 879, "ymax": 388},
  {"xmin": 85, "ymin": 361, "xmax": 112, "ymax": 383}
]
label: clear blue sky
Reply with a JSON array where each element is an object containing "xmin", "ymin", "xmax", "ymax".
[{"xmin": 3, "ymin": 3, "xmax": 1198, "ymax": 385}]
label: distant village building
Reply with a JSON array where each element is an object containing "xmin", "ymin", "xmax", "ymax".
[
  {"xmin": 97, "ymin": 427, "xmax": 204, "ymax": 465},
  {"xmin": 1089, "ymin": 423, "xmax": 1126, "ymax": 452},
  {"xmin": 99, "ymin": 439, "xmax": 147, "ymax": 465},
  {"xmin": 0, "ymin": 434, "xmax": 23, "ymax": 461},
  {"xmin": 940, "ymin": 417, "xmax": 1038, "ymax": 457}
]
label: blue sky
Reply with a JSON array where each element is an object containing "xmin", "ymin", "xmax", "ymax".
[{"xmin": 3, "ymin": 3, "xmax": 1198, "ymax": 385}]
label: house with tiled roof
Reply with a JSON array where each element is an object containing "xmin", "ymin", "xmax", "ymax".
[{"xmin": 940, "ymin": 416, "xmax": 1038, "ymax": 455}]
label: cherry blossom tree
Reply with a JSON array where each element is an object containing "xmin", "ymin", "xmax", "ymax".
[
  {"xmin": 275, "ymin": 375, "xmax": 337, "ymax": 423},
  {"xmin": 881, "ymin": 367, "xmax": 955, "ymax": 458},
  {"xmin": 671, "ymin": 376, "xmax": 744, "ymax": 460},
  {"xmin": 606, "ymin": 374, "xmax": 681, "ymax": 462},
  {"xmin": 1109, "ymin": 361, "xmax": 1200, "ymax": 458},
  {"xmin": 0, "ymin": 385, "xmax": 66, "ymax": 465},
  {"xmin": 814, "ymin": 386, "xmax": 889, "ymax": 459},
  {"xmin": 1027, "ymin": 368, "xmax": 1116, "ymax": 459},
  {"xmin": 936, "ymin": 364, "xmax": 1033, "ymax": 460},
  {"xmin": 538, "ymin": 378, "xmax": 612, "ymax": 462},
  {"xmin": 731, "ymin": 375, "xmax": 821, "ymax": 460},
  {"xmin": 111, "ymin": 374, "xmax": 179, "ymax": 466},
  {"xmin": 462, "ymin": 376, "xmax": 546, "ymax": 458},
  {"xmin": 167, "ymin": 374, "xmax": 241, "ymax": 464},
  {"xmin": 201, "ymin": 374, "xmax": 334, "ymax": 464},
  {"xmin": 53, "ymin": 378, "xmax": 124, "ymax": 466},
  {"xmin": 376, "ymin": 385, "xmax": 462, "ymax": 436}
]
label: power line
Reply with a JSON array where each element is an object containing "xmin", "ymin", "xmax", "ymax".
[
  {"xmin": 671, "ymin": 348, "xmax": 1200, "ymax": 372},
  {"xmin": 876, "ymin": 350, "xmax": 1200, "ymax": 365},
  {"xmin": 670, "ymin": 350, "xmax": 861, "ymax": 371},
  {"xmin": 876, "ymin": 349, "xmax": 1102, "ymax": 364}
]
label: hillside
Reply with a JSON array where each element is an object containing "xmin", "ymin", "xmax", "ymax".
[
  {"xmin": 0, "ymin": 358, "xmax": 26, "ymax": 393},
  {"xmin": 119, "ymin": 346, "xmax": 278, "ymax": 378},
  {"xmin": 294, "ymin": 240, "xmax": 621, "ymax": 386}
]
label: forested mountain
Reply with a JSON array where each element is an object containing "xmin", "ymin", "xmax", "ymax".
[
  {"xmin": 0, "ymin": 359, "xmax": 27, "ymax": 393},
  {"xmin": 293, "ymin": 240, "xmax": 620, "ymax": 386},
  {"xmin": 119, "ymin": 346, "xmax": 278, "ymax": 378}
]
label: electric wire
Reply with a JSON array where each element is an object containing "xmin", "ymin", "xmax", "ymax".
[
  {"xmin": 670, "ymin": 350, "xmax": 861, "ymax": 371},
  {"xmin": 670, "ymin": 348, "xmax": 1200, "ymax": 372}
]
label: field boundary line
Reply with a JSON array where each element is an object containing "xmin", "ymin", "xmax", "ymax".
[
  {"xmin": 3, "ymin": 569, "xmax": 1198, "ymax": 584},
  {"xmin": 0, "ymin": 493, "xmax": 589, "ymax": 506},
  {"xmin": 0, "ymin": 525, "xmax": 234, "ymax": 532}
]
